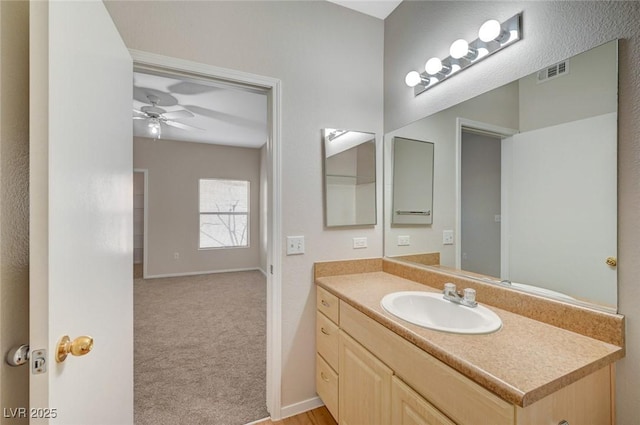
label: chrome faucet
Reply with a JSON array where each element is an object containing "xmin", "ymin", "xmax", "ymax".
[{"xmin": 443, "ymin": 283, "xmax": 477, "ymax": 308}]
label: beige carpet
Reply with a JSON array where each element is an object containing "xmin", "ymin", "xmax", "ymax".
[{"xmin": 134, "ymin": 270, "xmax": 268, "ymax": 425}]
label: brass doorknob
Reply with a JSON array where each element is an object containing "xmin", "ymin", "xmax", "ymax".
[
  {"xmin": 606, "ymin": 257, "xmax": 617, "ymax": 267},
  {"xmin": 56, "ymin": 335, "xmax": 94, "ymax": 363}
]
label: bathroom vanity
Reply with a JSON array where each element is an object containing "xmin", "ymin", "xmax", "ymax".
[{"xmin": 314, "ymin": 259, "xmax": 624, "ymax": 425}]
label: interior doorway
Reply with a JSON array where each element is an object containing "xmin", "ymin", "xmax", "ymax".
[
  {"xmin": 130, "ymin": 51, "xmax": 282, "ymax": 422},
  {"xmin": 455, "ymin": 118, "xmax": 517, "ymax": 273},
  {"xmin": 133, "ymin": 169, "xmax": 147, "ymax": 279},
  {"xmin": 460, "ymin": 129, "xmax": 502, "ymax": 277}
]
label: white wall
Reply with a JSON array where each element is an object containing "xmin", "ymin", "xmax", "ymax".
[
  {"xmin": 106, "ymin": 1, "xmax": 384, "ymax": 408},
  {"xmin": 133, "ymin": 137, "xmax": 262, "ymax": 277},
  {"xmin": 384, "ymin": 2, "xmax": 640, "ymax": 422},
  {"xmin": 0, "ymin": 1, "xmax": 30, "ymax": 421},
  {"xmin": 518, "ymin": 39, "xmax": 618, "ymax": 132}
]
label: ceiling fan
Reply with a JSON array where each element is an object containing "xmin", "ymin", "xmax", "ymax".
[{"xmin": 133, "ymin": 94, "xmax": 202, "ymax": 139}]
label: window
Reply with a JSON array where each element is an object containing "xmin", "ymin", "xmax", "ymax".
[{"xmin": 199, "ymin": 179, "xmax": 249, "ymax": 248}]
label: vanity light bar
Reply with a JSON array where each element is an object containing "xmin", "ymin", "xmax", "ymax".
[{"xmin": 406, "ymin": 13, "xmax": 522, "ymax": 96}]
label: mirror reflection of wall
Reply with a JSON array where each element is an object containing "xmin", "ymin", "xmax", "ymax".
[
  {"xmin": 324, "ymin": 129, "xmax": 376, "ymax": 227},
  {"xmin": 384, "ymin": 40, "xmax": 618, "ymax": 312}
]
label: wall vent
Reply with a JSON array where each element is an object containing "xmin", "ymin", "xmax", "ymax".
[{"xmin": 537, "ymin": 60, "xmax": 570, "ymax": 84}]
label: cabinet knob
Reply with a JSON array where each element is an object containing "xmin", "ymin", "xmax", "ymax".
[
  {"xmin": 321, "ymin": 299, "xmax": 330, "ymax": 308},
  {"xmin": 558, "ymin": 421, "xmax": 569, "ymax": 425}
]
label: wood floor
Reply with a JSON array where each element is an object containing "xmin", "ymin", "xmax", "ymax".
[{"xmin": 253, "ymin": 407, "xmax": 337, "ymax": 425}]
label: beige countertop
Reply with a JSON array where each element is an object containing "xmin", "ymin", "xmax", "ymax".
[{"xmin": 316, "ymin": 271, "xmax": 624, "ymax": 407}]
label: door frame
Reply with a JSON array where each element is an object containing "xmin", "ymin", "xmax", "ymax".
[
  {"xmin": 129, "ymin": 50, "xmax": 283, "ymax": 419},
  {"xmin": 455, "ymin": 118, "xmax": 517, "ymax": 272},
  {"xmin": 133, "ymin": 169, "xmax": 148, "ymax": 278}
]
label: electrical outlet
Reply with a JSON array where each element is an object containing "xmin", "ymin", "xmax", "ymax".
[
  {"xmin": 353, "ymin": 237, "xmax": 367, "ymax": 249},
  {"xmin": 443, "ymin": 230, "xmax": 454, "ymax": 245},
  {"xmin": 286, "ymin": 236, "xmax": 305, "ymax": 255},
  {"xmin": 397, "ymin": 235, "xmax": 411, "ymax": 246}
]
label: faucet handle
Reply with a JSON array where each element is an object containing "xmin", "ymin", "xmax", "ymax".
[
  {"xmin": 443, "ymin": 283, "xmax": 456, "ymax": 294},
  {"xmin": 463, "ymin": 288, "xmax": 476, "ymax": 304}
]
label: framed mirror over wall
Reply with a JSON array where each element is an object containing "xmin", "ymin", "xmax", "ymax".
[{"xmin": 323, "ymin": 128, "xmax": 377, "ymax": 227}]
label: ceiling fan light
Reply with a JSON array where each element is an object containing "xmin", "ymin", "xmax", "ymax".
[{"xmin": 148, "ymin": 119, "xmax": 161, "ymax": 139}]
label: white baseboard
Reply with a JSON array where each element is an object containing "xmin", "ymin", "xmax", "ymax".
[
  {"xmin": 242, "ymin": 397, "xmax": 324, "ymax": 425},
  {"xmin": 244, "ymin": 416, "xmax": 271, "ymax": 425},
  {"xmin": 278, "ymin": 396, "xmax": 324, "ymax": 420},
  {"xmin": 144, "ymin": 267, "xmax": 262, "ymax": 279}
]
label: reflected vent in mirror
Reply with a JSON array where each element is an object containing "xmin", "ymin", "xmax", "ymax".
[{"xmin": 537, "ymin": 59, "xmax": 569, "ymax": 83}]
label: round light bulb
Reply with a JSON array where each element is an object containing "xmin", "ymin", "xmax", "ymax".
[
  {"xmin": 450, "ymin": 39, "xmax": 470, "ymax": 59},
  {"xmin": 405, "ymin": 71, "xmax": 422, "ymax": 87},
  {"xmin": 478, "ymin": 19, "xmax": 502, "ymax": 42},
  {"xmin": 425, "ymin": 58, "xmax": 443, "ymax": 75}
]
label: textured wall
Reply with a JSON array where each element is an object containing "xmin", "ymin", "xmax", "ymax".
[
  {"xmin": 385, "ymin": 2, "xmax": 640, "ymax": 422},
  {"xmin": 0, "ymin": 1, "xmax": 30, "ymax": 422},
  {"xmin": 105, "ymin": 0, "xmax": 384, "ymax": 408}
]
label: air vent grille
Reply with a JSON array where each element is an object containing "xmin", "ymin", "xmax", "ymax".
[{"xmin": 537, "ymin": 60, "xmax": 570, "ymax": 83}]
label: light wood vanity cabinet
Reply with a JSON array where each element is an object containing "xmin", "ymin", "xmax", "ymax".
[
  {"xmin": 391, "ymin": 376, "xmax": 457, "ymax": 425},
  {"xmin": 339, "ymin": 330, "xmax": 392, "ymax": 425},
  {"xmin": 316, "ymin": 287, "xmax": 340, "ymax": 420},
  {"xmin": 316, "ymin": 285, "xmax": 615, "ymax": 425}
]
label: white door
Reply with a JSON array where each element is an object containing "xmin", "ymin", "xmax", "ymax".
[
  {"xmin": 501, "ymin": 113, "xmax": 617, "ymax": 307},
  {"xmin": 30, "ymin": 1, "xmax": 133, "ymax": 424}
]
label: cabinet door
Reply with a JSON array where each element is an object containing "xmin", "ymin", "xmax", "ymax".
[
  {"xmin": 339, "ymin": 330, "xmax": 392, "ymax": 425},
  {"xmin": 392, "ymin": 376, "xmax": 457, "ymax": 425}
]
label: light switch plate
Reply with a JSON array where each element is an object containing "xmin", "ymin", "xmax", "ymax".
[
  {"xmin": 443, "ymin": 230, "xmax": 454, "ymax": 245},
  {"xmin": 353, "ymin": 237, "xmax": 367, "ymax": 249},
  {"xmin": 397, "ymin": 235, "xmax": 411, "ymax": 246},
  {"xmin": 286, "ymin": 236, "xmax": 305, "ymax": 255}
]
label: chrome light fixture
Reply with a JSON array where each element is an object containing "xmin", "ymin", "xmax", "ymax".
[{"xmin": 405, "ymin": 13, "xmax": 522, "ymax": 95}]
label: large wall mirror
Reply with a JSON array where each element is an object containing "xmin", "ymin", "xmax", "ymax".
[
  {"xmin": 324, "ymin": 129, "xmax": 376, "ymax": 227},
  {"xmin": 384, "ymin": 40, "xmax": 618, "ymax": 312}
]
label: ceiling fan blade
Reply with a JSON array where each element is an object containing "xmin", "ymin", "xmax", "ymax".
[
  {"xmin": 132, "ymin": 116, "xmax": 147, "ymax": 120},
  {"xmin": 162, "ymin": 109, "xmax": 195, "ymax": 120},
  {"xmin": 167, "ymin": 80, "xmax": 220, "ymax": 95},
  {"xmin": 133, "ymin": 109, "xmax": 147, "ymax": 116},
  {"xmin": 164, "ymin": 120, "xmax": 204, "ymax": 132}
]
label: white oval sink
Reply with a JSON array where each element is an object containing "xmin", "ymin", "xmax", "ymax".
[{"xmin": 380, "ymin": 291, "xmax": 502, "ymax": 335}]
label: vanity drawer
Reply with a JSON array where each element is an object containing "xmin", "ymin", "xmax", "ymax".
[
  {"xmin": 316, "ymin": 311, "xmax": 339, "ymax": 369},
  {"xmin": 317, "ymin": 286, "xmax": 339, "ymax": 324},
  {"xmin": 340, "ymin": 301, "xmax": 513, "ymax": 425},
  {"xmin": 316, "ymin": 353, "xmax": 339, "ymax": 421}
]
